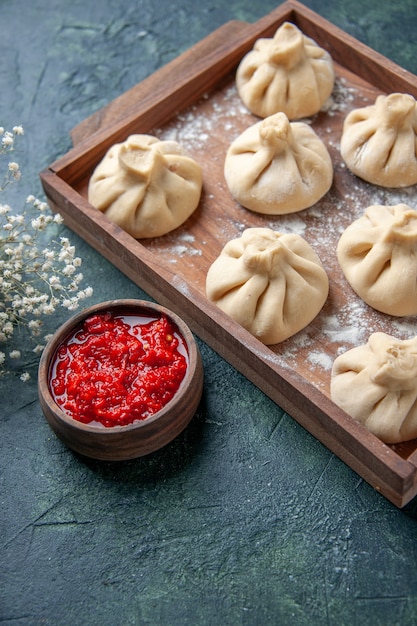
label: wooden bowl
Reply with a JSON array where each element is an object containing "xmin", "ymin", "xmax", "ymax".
[{"xmin": 38, "ymin": 299, "xmax": 204, "ymax": 460}]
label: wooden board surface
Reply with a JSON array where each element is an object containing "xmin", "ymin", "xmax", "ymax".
[{"xmin": 41, "ymin": 1, "xmax": 417, "ymax": 507}]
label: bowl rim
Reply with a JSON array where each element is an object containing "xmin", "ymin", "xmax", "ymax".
[{"xmin": 38, "ymin": 298, "xmax": 201, "ymax": 434}]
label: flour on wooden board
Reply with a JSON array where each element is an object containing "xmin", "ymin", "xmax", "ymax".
[{"xmin": 150, "ymin": 78, "xmax": 417, "ymax": 391}]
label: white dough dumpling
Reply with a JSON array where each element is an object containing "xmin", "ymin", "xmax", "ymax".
[
  {"xmin": 337, "ymin": 203, "xmax": 417, "ymax": 316},
  {"xmin": 224, "ymin": 112, "xmax": 333, "ymax": 215},
  {"xmin": 331, "ymin": 332, "xmax": 417, "ymax": 444},
  {"xmin": 236, "ymin": 21, "xmax": 335, "ymax": 120},
  {"xmin": 340, "ymin": 93, "xmax": 417, "ymax": 188},
  {"xmin": 88, "ymin": 134, "xmax": 203, "ymax": 238},
  {"xmin": 206, "ymin": 227, "xmax": 329, "ymax": 344}
]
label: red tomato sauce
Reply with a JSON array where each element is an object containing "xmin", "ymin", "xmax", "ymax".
[{"xmin": 49, "ymin": 311, "xmax": 188, "ymax": 427}]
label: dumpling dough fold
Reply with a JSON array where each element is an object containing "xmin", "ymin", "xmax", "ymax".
[
  {"xmin": 224, "ymin": 112, "xmax": 333, "ymax": 214},
  {"xmin": 236, "ymin": 21, "xmax": 335, "ymax": 120},
  {"xmin": 340, "ymin": 93, "xmax": 417, "ymax": 188},
  {"xmin": 331, "ymin": 332, "xmax": 417, "ymax": 443},
  {"xmin": 337, "ymin": 203, "xmax": 417, "ymax": 316},
  {"xmin": 88, "ymin": 134, "xmax": 203, "ymax": 238},
  {"xmin": 206, "ymin": 227, "xmax": 329, "ymax": 344}
]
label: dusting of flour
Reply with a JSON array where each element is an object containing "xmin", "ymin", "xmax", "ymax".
[{"xmin": 148, "ymin": 75, "xmax": 417, "ymax": 396}]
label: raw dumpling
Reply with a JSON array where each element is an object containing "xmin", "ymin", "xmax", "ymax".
[
  {"xmin": 236, "ymin": 21, "xmax": 335, "ymax": 120},
  {"xmin": 224, "ymin": 112, "xmax": 333, "ymax": 214},
  {"xmin": 88, "ymin": 134, "xmax": 203, "ymax": 238},
  {"xmin": 337, "ymin": 203, "xmax": 417, "ymax": 316},
  {"xmin": 206, "ymin": 227, "xmax": 329, "ymax": 344},
  {"xmin": 331, "ymin": 332, "xmax": 417, "ymax": 444},
  {"xmin": 340, "ymin": 93, "xmax": 417, "ymax": 188}
]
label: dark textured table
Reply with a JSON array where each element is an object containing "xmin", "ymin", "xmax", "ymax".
[{"xmin": 1, "ymin": 1, "xmax": 417, "ymax": 625}]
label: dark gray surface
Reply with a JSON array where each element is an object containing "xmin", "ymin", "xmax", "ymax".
[{"xmin": 1, "ymin": 1, "xmax": 417, "ymax": 624}]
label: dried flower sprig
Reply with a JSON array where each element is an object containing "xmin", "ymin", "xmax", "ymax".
[{"xmin": 0, "ymin": 125, "xmax": 93, "ymax": 380}]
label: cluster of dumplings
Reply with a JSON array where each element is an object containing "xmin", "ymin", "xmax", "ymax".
[
  {"xmin": 331, "ymin": 203, "xmax": 417, "ymax": 444},
  {"xmin": 332, "ymin": 94, "xmax": 417, "ymax": 444},
  {"xmin": 87, "ymin": 21, "xmax": 417, "ymax": 443}
]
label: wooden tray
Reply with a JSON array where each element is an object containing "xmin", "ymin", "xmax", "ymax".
[{"xmin": 40, "ymin": 0, "xmax": 417, "ymax": 507}]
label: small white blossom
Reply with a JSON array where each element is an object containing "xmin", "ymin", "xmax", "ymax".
[
  {"xmin": 41, "ymin": 304, "xmax": 55, "ymax": 315},
  {"xmin": 62, "ymin": 264, "xmax": 76, "ymax": 276},
  {"xmin": 77, "ymin": 286, "xmax": 93, "ymax": 300},
  {"xmin": 31, "ymin": 217, "xmax": 44, "ymax": 230},
  {"xmin": 8, "ymin": 162, "xmax": 21, "ymax": 181},
  {"xmin": 3, "ymin": 321, "xmax": 13, "ymax": 335},
  {"xmin": 2, "ymin": 133, "xmax": 14, "ymax": 148},
  {"xmin": 48, "ymin": 275, "xmax": 61, "ymax": 287}
]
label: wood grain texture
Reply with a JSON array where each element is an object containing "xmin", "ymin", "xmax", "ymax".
[{"xmin": 40, "ymin": 1, "xmax": 417, "ymax": 506}]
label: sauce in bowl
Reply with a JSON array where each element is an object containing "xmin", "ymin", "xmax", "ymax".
[{"xmin": 49, "ymin": 310, "xmax": 188, "ymax": 427}]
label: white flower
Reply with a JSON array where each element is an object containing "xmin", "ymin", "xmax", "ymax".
[
  {"xmin": 48, "ymin": 275, "xmax": 61, "ymax": 287},
  {"xmin": 42, "ymin": 304, "xmax": 55, "ymax": 315},
  {"xmin": 3, "ymin": 322, "xmax": 13, "ymax": 335},
  {"xmin": 31, "ymin": 217, "xmax": 44, "ymax": 230},
  {"xmin": 8, "ymin": 162, "xmax": 21, "ymax": 181},
  {"xmin": 62, "ymin": 264, "xmax": 76, "ymax": 276},
  {"xmin": 77, "ymin": 286, "xmax": 93, "ymax": 299},
  {"xmin": 2, "ymin": 133, "xmax": 14, "ymax": 147}
]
